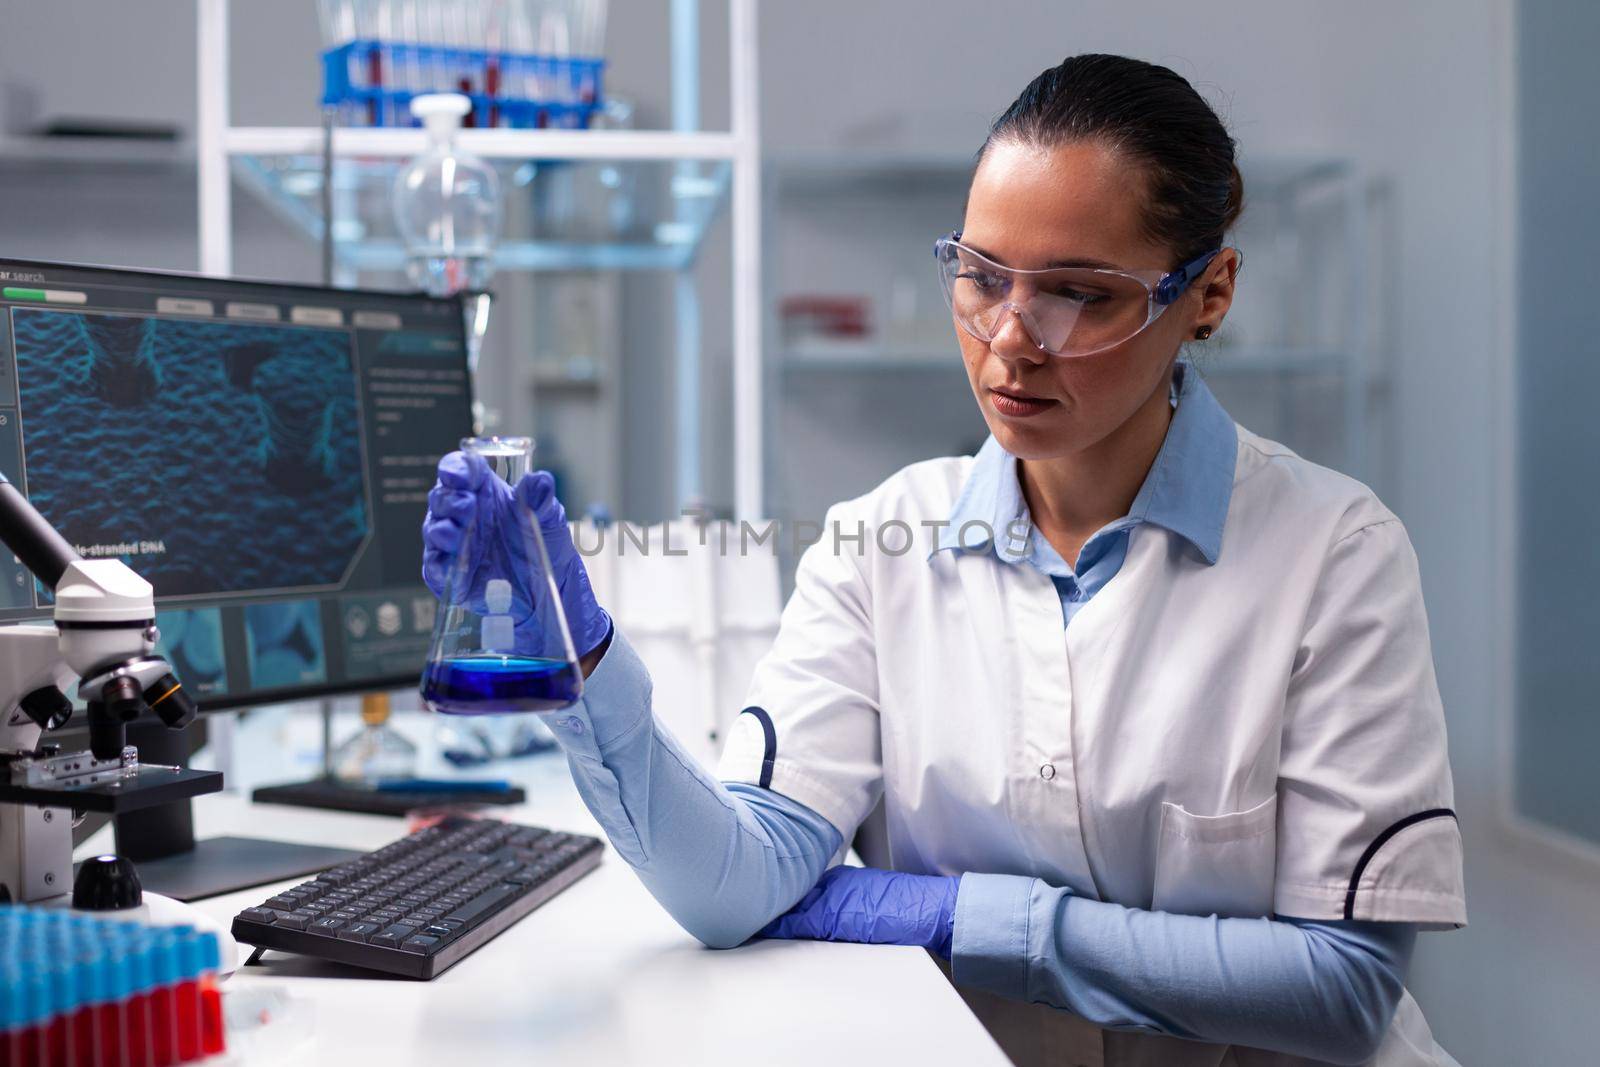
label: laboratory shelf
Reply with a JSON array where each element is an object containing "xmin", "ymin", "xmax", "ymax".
[
  {"xmin": 526, "ymin": 362, "xmax": 605, "ymax": 390},
  {"xmin": 768, "ymin": 153, "xmax": 1352, "ymax": 199},
  {"xmin": 1195, "ymin": 346, "xmax": 1356, "ymax": 376},
  {"xmin": 231, "ymin": 152, "xmax": 732, "ymax": 273},
  {"xmin": 779, "ymin": 346, "xmax": 1359, "ymax": 378},
  {"xmin": 224, "ymin": 126, "xmax": 741, "ymax": 162},
  {"xmin": 0, "ymin": 135, "xmax": 192, "ymax": 172},
  {"xmin": 199, "ymin": 0, "xmax": 767, "ymax": 519},
  {"xmin": 781, "ymin": 351, "xmax": 962, "ymax": 374}
]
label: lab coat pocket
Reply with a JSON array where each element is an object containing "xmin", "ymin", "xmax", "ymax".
[{"xmin": 1152, "ymin": 795, "xmax": 1277, "ymax": 918}]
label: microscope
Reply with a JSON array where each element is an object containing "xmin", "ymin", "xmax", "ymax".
[{"xmin": 0, "ymin": 471, "xmax": 221, "ymax": 905}]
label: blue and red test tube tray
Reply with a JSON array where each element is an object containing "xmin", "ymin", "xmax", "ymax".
[
  {"xmin": 322, "ymin": 40, "xmax": 605, "ymax": 129},
  {"xmin": 0, "ymin": 907, "xmax": 225, "ymax": 1067}
]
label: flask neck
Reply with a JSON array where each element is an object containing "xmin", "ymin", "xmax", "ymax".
[
  {"xmin": 494, "ymin": 454, "xmax": 530, "ymax": 483},
  {"xmin": 422, "ymin": 117, "xmax": 458, "ymax": 147},
  {"xmin": 463, "ymin": 436, "xmax": 532, "ymax": 485}
]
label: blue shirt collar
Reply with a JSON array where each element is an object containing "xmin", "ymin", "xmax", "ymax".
[{"xmin": 931, "ymin": 360, "xmax": 1237, "ymax": 567}]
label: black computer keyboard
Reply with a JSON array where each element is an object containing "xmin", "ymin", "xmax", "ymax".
[{"xmin": 230, "ymin": 815, "xmax": 604, "ymax": 979}]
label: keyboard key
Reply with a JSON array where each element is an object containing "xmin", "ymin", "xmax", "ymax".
[
  {"xmin": 311, "ymin": 917, "xmax": 347, "ymax": 935},
  {"xmin": 338, "ymin": 922, "xmax": 382, "ymax": 942},
  {"xmin": 400, "ymin": 935, "xmax": 440, "ymax": 953},
  {"xmin": 370, "ymin": 924, "xmax": 417, "ymax": 948},
  {"xmin": 239, "ymin": 908, "xmax": 279, "ymax": 924},
  {"xmin": 443, "ymin": 884, "xmax": 519, "ymax": 926},
  {"xmin": 276, "ymin": 913, "xmax": 311, "ymax": 931}
]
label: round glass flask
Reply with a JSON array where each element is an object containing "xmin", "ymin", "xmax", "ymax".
[
  {"xmin": 392, "ymin": 93, "xmax": 503, "ymax": 297},
  {"xmin": 420, "ymin": 436, "xmax": 584, "ymax": 714}
]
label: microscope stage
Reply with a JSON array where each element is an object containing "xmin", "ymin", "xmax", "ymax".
[{"xmin": 0, "ymin": 763, "xmax": 223, "ymax": 813}]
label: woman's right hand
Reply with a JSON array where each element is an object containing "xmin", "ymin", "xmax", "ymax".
[{"xmin": 422, "ymin": 451, "xmax": 612, "ymax": 663}]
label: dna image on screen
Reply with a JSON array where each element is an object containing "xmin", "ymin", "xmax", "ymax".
[{"xmin": 11, "ymin": 308, "xmax": 370, "ymax": 600}]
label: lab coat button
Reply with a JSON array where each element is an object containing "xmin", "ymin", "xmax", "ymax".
[{"xmin": 1039, "ymin": 763, "xmax": 1056, "ymax": 780}]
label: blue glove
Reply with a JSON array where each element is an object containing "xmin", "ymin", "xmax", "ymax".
[
  {"xmin": 422, "ymin": 451, "xmax": 612, "ymax": 659},
  {"xmin": 760, "ymin": 866, "xmax": 961, "ymax": 959}
]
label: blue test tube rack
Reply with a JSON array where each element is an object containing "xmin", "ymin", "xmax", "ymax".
[{"xmin": 321, "ymin": 40, "xmax": 606, "ymax": 130}]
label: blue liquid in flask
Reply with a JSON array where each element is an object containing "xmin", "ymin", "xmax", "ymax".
[{"xmin": 421, "ymin": 654, "xmax": 583, "ymax": 714}]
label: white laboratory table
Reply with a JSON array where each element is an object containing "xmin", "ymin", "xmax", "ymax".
[{"xmin": 77, "ymin": 745, "xmax": 1008, "ymax": 1066}]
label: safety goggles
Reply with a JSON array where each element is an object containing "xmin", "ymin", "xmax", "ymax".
[{"xmin": 933, "ymin": 232, "xmax": 1220, "ymax": 358}]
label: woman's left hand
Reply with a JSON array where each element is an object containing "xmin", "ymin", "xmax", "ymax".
[{"xmin": 760, "ymin": 866, "xmax": 960, "ymax": 959}]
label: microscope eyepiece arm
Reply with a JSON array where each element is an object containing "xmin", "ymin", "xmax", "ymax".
[
  {"xmin": 0, "ymin": 471, "xmax": 80, "ymax": 591},
  {"xmin": 0, "ymin": 471, "xmax": 174, "ymax": 759}
]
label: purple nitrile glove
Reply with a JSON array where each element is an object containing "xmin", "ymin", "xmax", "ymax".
[
  {"xmin": 422, "ymin": 451, "xmax": 612, "ymax": 659},
  {"xmin": 760, "ymin": 866, "xmax": 961, "ymax": 959}
]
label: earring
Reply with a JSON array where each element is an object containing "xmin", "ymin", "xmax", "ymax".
[{"xmin": 1194, "ymin": 325, "xmax": 1214, "ymax": 340}]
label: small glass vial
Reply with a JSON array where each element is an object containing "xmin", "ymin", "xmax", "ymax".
[{"xmin": 331, "ymin": 693, "xmax": 419, "ymax": 782}]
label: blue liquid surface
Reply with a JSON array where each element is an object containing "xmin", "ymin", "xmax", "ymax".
[{"xmin": 421, "ymin": 655, "xmax": 583, "ymax": 714}]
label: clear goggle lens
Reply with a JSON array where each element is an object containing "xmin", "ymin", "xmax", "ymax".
[{"xmin": 934, "ymin": 236, "xmax": 1217, "ymax": 358}]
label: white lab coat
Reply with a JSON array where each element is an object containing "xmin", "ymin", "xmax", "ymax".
[{"xmin": 719, "ymin": 425, "xmax": 1466, "ymax": 1067}]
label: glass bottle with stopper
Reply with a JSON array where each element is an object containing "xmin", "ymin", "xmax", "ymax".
[
  {"xmin": 420, "ymin": 436, "xmax": 584, "ymax": 714},
  {"xmin": 392, "ymin": 92, "xmax": 500, "ymax": 432},
  {"xmin": 330, "ymin": 692, "xmax": 418, "ymax": 781},
  {"xmin": 392, "ymin": 93, "xmax": 502, "ymax": 298}
]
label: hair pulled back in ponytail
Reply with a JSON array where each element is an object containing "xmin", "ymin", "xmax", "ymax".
[{"xmin": 982, "ymin": 54, "xmax": 1243, "ymax": 264}]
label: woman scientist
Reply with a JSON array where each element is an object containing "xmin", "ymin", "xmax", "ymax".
[{"xmin": 423, "ymin": 55, "xmax": 1466, "ymax": 1067}]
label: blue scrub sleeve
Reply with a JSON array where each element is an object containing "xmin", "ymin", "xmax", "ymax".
[
  {"xmin": 953, "ymin": 873, "xmax": 1416, "ymax": 1064},
  {"xmin": 537, "ymin": 628, "xmax": 842, "ymax": 948}
]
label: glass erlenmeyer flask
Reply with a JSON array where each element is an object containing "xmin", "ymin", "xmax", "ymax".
[{"xmin": 420, "ymin": 436, "xmax": 584, "ymax": 714}]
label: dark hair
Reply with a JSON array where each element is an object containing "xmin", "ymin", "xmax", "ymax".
[{"xmin": 980, "ymin": 54, "xmax": 1243, "ymax": 264}]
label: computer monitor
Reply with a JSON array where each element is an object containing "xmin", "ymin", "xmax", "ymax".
[
  {"xmin": 0, "ymin": 257, "xmax": 474, "ymax": 897},
  {"xmin": 0, "ymin": 258, "xmax": 470, "ymax": 704}
]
